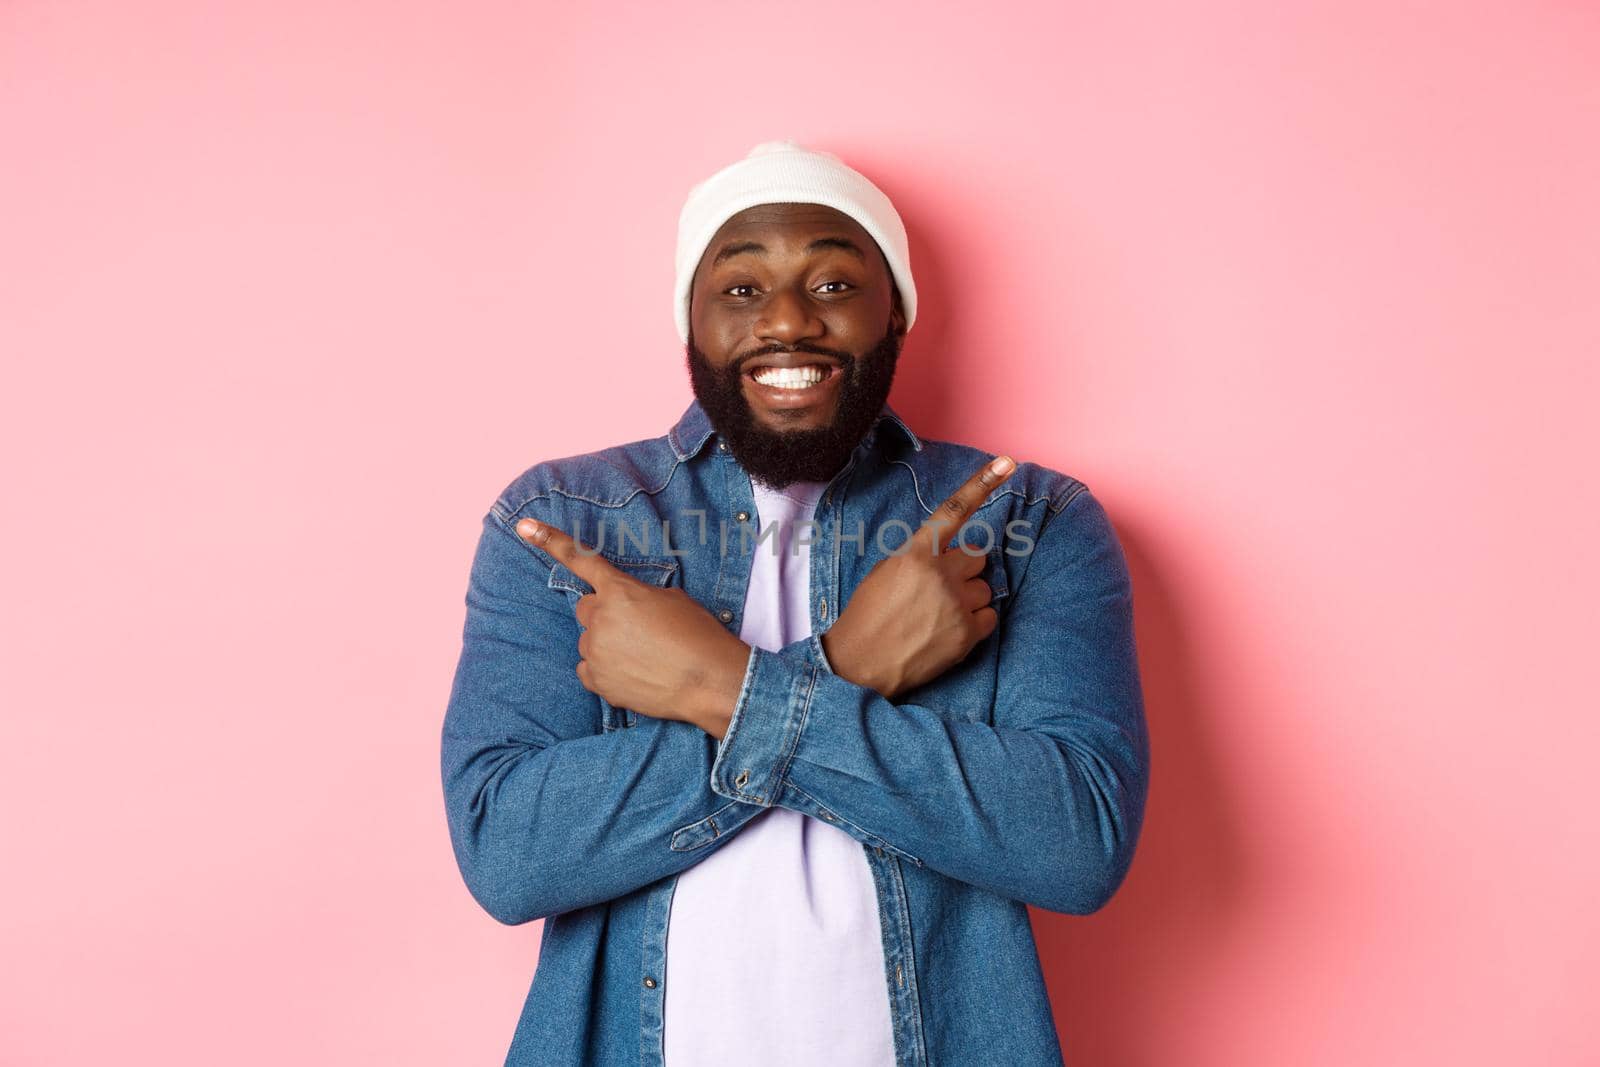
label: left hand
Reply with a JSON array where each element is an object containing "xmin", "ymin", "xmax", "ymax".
[
  {"xmin": 821, "ymin": 454, "xmax": 1014, "ymax": 698},
  {"xmin": 515, "ymin": 517, "xmax": 750, "ymax": 739}
]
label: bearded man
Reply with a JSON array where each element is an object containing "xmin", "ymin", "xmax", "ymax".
[{"xmin": 441, "ymin": 140, "xmax": 1149, "ymax": 1067}]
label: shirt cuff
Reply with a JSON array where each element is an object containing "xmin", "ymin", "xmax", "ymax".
[
  {"xmin": 710, "ymin": 645, "xmax": 817, "ymax": 808},
  {"xmin": 776, "ymin": 631, "xmax": 837, "ymax": 676}
]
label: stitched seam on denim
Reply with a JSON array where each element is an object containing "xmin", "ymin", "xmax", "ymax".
[
  {"xmin": 500, "ymin": 445, "xmax": 692, "ymax": 518},
  {"xmin": 1049, "ymin": 481, "xmax": 1088, "ymax": 515},
  {"xmin": 671, "ymin": 418, "xmax": 716, "ymax": 461},
  {"xmin": 717, "ymin": 648, "xmax": 767, "ymax": 803},
  {"xmin": 785, "ymin": 780, "xmax": 920, "ymax": 866},
  {"xmin": 550, "ymin": 557, "xmax": 677, "ymax": 581},
  {"xmin": 809, "ymin": 632, "xmax": 835, "ymax": 675},
  {"xmin": 487, "ymin": 507, "xmax": 686, "ymax": 583},
  {"xmin": 885, "ymin": 457, "xmax": 934, "ymax": 514},
  {"xmin": 548, "ymin": 558, "xmax": 678, "ymax": 596},
  {"xmin": 553, "ymin": 557, "xmax": 677, "ymax": 575},
  {"xmin": 1035, "ymin": 483, "xmax": 1094, "ymax": 542},
  {"xmin": 887, "ymin": 458, "xmax": 1078, "ymax": 519},
  {"xmin": 639, "ymin": 875, "xmax": 679, "ymax": 1066},
  {"xmin": 502, "ymin": 524, "xmax": 680, "ymax": 593},
  {"xmin": 768, "ymin": 661, "xmax": 819, "ymax": 798},
  {"xmin": 887, "ymin": 856, "xmax": 930, "ymax": 1063},
  {"xmin": 506, "ymin": 480, "xmax": 668, "ymax": 514},
  {"xmin": 669, "ymin": 799, "xmax": 742, "ymax": 851},
  {"xmin": 981, "ymin": 485, "xmax": 1074, "ymax": 513},
  {"xmin": 711, "ymin": 459, "xmax": 748, "ymax": 613},
  {"xmin": 725, "ymin": 653, "xmax": 813, "ymax": 803},
  {"xmin": 825, "ymin": 448, "xmax": 866, "ymax": 612}
]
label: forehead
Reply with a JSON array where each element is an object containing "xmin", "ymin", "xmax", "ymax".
[{"xmin": 698, "ymin": 203, "xmax": 879, "ymax": 269}]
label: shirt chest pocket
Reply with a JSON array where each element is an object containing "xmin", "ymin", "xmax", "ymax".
[{"xmin": 547, "ymin": 553, "xmax": 683, "ymax": 732}]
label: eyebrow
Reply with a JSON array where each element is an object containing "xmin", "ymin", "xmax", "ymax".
[{"xmin": 710, "ymin": 236, "xmax": 867, "ymax": 267}]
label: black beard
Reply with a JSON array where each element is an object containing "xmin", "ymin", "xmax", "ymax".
[{"xmin": 685, "ymin": 325, "xmax": 902, "ymax": 490}]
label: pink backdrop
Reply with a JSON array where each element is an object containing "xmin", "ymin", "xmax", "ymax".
[{"xmin": 3, "ymin": 3, "xmax": 1596, "ymax": 1063}]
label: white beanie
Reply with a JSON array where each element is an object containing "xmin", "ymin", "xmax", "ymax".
[{"xmin": 673, "ymin": 139, "xmax": 917, "ymax": 344}]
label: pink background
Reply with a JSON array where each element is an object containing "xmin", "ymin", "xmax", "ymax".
[{"xmin": 3, "ymin": 2, "xmax": 1596, "ymax": 1064}]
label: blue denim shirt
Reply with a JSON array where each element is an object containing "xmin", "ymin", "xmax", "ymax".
[{"xmin": 440, "ymin": 397, "xmax": 1149, "ymax": 1066}]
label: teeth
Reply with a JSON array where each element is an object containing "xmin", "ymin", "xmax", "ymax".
[{"xmin": 752, "ymin": 364, "xmax": 828, "ymax": 389}]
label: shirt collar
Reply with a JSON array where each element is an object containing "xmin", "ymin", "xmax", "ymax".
[{"xmin": 668, "ymin": 396, "xmax": 923, "ymax": 461}]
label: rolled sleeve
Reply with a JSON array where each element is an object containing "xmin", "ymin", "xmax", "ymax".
[{"xmin": 709, "ymin": 646, "xmax": 818, "ymax": 807}]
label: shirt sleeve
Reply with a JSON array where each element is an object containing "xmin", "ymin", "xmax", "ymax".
[
  {"xmin": 440, "ymin": 507, "xmax": 756, "ymax": 926},
  {"xmin": 775, "ymin": 630, "xmax": 836, "ymax": 673},
  {"xmin": 707, "ymin": 486, "xmax": 1150, "ymax": 915}
]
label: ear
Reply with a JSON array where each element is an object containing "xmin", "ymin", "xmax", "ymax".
[{"xmin": 889, "ymin": 285, "xmax": 908, "ymax": 337}]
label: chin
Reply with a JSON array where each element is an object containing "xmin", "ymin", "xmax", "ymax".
[{"xmin": 759, "ymin": 408, "xmax": 836, "ymax": 431}]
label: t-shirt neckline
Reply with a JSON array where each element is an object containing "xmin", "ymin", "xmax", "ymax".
[{"xmin": 750, "ymin": 478, "xmax": 830, "ymax": 506}]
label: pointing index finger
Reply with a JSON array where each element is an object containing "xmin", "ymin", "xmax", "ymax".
[
  {"xmin": 917, "ymin": 455, "xmax": 1017, "ymax": 553},
  {"xmin": 515, "ymin": 517, "xmax": 623, "ymax": 587}
]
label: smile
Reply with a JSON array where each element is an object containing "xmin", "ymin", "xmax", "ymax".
[{"xmin": 747, "ymin": 363, "xmax": 839, "ymax": 390}]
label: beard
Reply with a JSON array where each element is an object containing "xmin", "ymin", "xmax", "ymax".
[{"xmin": 685, "ymin": 324, "xmax": 902, "ymax": 490}]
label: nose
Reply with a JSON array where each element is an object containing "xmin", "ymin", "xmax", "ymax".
[{"xmin": 754, "ymin": 285, "xmax": 825, "ymax": 347}]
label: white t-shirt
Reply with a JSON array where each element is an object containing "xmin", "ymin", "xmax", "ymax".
[{"xmin": 661, "ymin": 477, "xmax": 896, "ymax": 1065}]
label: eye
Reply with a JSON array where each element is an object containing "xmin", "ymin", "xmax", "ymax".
[
  {"xmin": 725, "ymin": 284, "xmax": 759, "ymax": 298},
  {"xmin": 815, "ymin": 280, "xmax": 853, "ymax": 294}
]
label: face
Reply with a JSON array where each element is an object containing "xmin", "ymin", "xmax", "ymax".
[{"xmin": 685, "ymin": 202, "xmax": 907, "ymax": 489}]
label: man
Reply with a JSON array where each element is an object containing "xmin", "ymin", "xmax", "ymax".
[{"xmin": 440, "ymin": 140, "xmax": 1149, "ymax": 1066}]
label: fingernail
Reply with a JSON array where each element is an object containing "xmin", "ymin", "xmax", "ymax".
[
  {"xmin": 990, "ymin": 455, "xmax": 1015, "ymax": 475},
  {"xmin": 516, "ymin": 518, "xmax": 541, "ymax": 539}
]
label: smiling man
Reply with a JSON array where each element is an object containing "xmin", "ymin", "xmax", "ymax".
[
  {"xmin": 441, "ymin": 140, "xmax": 1150, "ymax": 1066},
  {"xmin": 682, "ymin": 198, "xmax": 904, "ymax": 489}
]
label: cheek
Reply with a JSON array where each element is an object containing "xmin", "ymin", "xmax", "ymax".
[
  {"xmin": 691, "ymin": 301, "xmax": 748, "ymax": 349},
  {"xmin": 832, "ymin": 309, "xmax": 885, "ymax": 344},
  {"xmin": 833, "ymin": 287, "xmax": 893, "ymax": 336}
]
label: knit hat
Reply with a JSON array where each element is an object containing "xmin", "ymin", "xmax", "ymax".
[{"xmin": 673, "ymin": 139, "xmax": 917, "ymax": 344}]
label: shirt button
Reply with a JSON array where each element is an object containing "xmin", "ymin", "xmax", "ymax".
[
  {"xmin": 718, "ymin": 608, "xmax": 734, "ymax": 623},
  {"xmin": 643, "ymin": 975, "xmax": 657, "ymax": 989},
  {"xmin": 717, "ymin": 439, "xmax": 728, "ymax": 451},
  {"xmin": 819, "ymin": 597, "xmax": 828, "ymax": 620},
  {"xmin": 734, "ymin": 769, "xmax": 751, "ymax": 789},
  {"xmin": 735, "ymin": 510, "xmax": 750, "ymax": 523}
]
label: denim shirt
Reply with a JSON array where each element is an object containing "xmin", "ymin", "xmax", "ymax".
[{"xmin": 440, "ymin": 397, "xmax": 1150, "ymax": 1066}]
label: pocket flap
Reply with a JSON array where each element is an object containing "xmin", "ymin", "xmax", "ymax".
[{"xmin": 547, "ymin": 553, "xmax": 680, "ymax": 595}]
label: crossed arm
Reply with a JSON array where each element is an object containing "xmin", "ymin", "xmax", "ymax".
[
  {"xmin": 440, "ymin": 473, "xmax": 1148, "ymax": 925},
  {"xmin": 439, "ymin": 509, "xmax": 821, "ymax": 924},
  {"xmin": 707, "ymin": 487, "xmax": 1148, "ymax": 914}
]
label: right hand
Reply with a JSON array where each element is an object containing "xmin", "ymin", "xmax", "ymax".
[
  {"xmin": 821, "ymin": 455, "xmax": 1017, "ymax": 699},
  {"xmin": 514, "ymin": 516, "xmax": 751, "ymax": 739}
]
